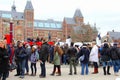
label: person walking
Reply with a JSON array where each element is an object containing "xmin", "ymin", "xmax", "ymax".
[{"xmin": 67, "ymin": 42, "xmax": 77, "ymax": 75}]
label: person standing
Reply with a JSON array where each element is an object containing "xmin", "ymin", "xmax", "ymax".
[
  {"xmin": 67, "ymin": 42, "xmax": 77, "ymax": 75},
  {"xmin": 39, "ymin": 39, "xmax": 49, "ymax": 78},
  {"xmin": 50, "ymin": 45, "xmax": 61, "ymax": 76},
  {"xmin": 77, "ymin": 44, "xmax": 90, "ymax": 75},
  {"xmin": 30, "ymin": 46, "xmax": 39, "ymax": 76},
  {"xmin": 0, "ymin": 40, "xmax": 9, "ymax": 80},
  {"xmin": 100, "ymin": 43, "xmax": 111, "ymax": 75},
  {"xmin": 109, "ymin": 43, "xmax": 120, "ymax": 76},
  {"xmin": 24, "ymin": 44, "xmax": 31, "ymax": 75},
  {"xmin": 89, "ymin": 41, "xmax": 99, "ymax": 74},
  {"xmin": 14, "ymin": 42, "xmax": 27, "ymax": 78}
]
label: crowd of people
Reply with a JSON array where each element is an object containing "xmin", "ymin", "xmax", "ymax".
[{"xmin": 0, "ymin": 37, "xmax": 120, "ymax": 80}]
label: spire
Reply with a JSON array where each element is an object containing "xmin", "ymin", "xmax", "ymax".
[
  {"xmin": 25, "ymin": 0, "xmax": 34, "ymax": 10},
  {"xmin": 73, "ymin": 9, "xmax": 83, "ymax": 18},
  {"xmin": 11, "ymin": 0, "xmax": 16, "ymax": 12}
]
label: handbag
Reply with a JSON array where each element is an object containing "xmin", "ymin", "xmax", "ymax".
[{"xmin": 79, "ymin": 55, "xmax": 85, "ymax": 61}]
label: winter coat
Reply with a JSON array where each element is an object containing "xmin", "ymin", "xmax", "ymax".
[
  {"xmin": 0, "ymin": 47, "xmax": 9, "ymax": 73},
  {"xmin": 89, "ymin": 45, "xmax": 99, "ymax": 62},
  {"xmin": 53, "ymin": 52, "xmax": 61, "ymax": 65},
  {"xmin": 30, "ymin": 51, "xmax": 39, "ymax": 63},
  {"xmin": 39, "ymin": 42, "xmax": 49, "ymax": 62},
  {"xmin": 100, "ymin": 44, "xmax": 111, "ymax": 62},
  {"xmin": 14, "ymin": 47, "xmax": 27, "ymax": 61},
  {"xmin": 77, "ymin": 46, "xmax": 90, "ymax": 64},
  {"xmin": 109, "ymin": 46, "xmax": 119, "ymax": 60},
  {"xmin": 67, "ymin": 46, "xmax": 77, "ymax": 58}
]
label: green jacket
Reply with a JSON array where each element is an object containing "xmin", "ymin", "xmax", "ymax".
[{"xmin": 53, "ymin": 52, "xmax": 60, "ymax": 65}]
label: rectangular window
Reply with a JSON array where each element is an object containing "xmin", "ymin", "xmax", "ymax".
[
  {"xmin": 56, "ymin": 23, "xmax": 62, "ymax": 28},
  {"xmin": 38, "ymin": 22, "xmax": 44, "ymax": 27},
  {"xmin": 44, "ymin": 23, "xmax": 50, "ymax": 28},
  {"xmin": 2, "ymin": 13, "xmax": 12, "ymax": 18},
  {"xmin": 50, "ymin": 23, "xmax": 56, "ymax": 28}
]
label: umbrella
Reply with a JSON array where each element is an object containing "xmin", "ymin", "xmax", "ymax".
[
  {"xmin": 48, "ymin": 41, "xmax": 54, "ymax": 46},
  {"xmin": 36, "ymin": 42, "xmax": 42, "ymax": 46}
]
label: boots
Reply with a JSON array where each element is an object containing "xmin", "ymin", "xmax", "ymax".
[
  {"xmin": 92, "ymin": 68, "xmax": 98, "ymax": 74},
  {"xmin": 50, "ymin": 66, "xmax": 56, "ymax": 76},
  {"xmin": 56, "ymin": 66, "xmax": 61, "ymax": 76},
  {"xmin": 103, "ymin": 67, "xmax": 106, "ymax": 75},
  {"xmin": 107, "ymin": 66, "xmax": 111, "ymax": 75}
]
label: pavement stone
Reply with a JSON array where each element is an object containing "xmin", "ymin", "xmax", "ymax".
[{"xmin": 7, "ymin": 62, "xmax": 120, "ymax": 80}]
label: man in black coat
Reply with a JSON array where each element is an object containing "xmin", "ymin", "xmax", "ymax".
[{"xmin": 39, "ymin": 39, "xmax": 49, "ymax": 78}]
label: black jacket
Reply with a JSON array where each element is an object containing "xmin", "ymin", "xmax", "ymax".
[
  {"xmin": 14, "ymin": 47, "xmax": 27, "ymax": 61},
  {"xmin": 39, "ymin": 42, "xmax": 49, "ymax": 62},
  {"xmin": 0, "ymin": 47, "xmax": 9, "ymax": 73},
  {"xmin": 109, "ymin": 46, "xmax": 119, "ymax": 60},
  {"xmin": 100, "ymin": 47, "xmax": 111, "ymax": 62},
  {"xmin": 77, "ymin": 47, "xmax": 90, "ymax": 64},
  {"xmin": 67, "ymin": 46, "xmax": 77, "ymax": 58}
]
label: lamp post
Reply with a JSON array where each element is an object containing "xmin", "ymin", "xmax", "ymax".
[{"xmin": 10, "ymin": 18, "xmax": 13, "ymax": 43}]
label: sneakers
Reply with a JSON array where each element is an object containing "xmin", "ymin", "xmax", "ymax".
[{"xmin": 19, "ymin": 76, "xmax": 24, "ymax": 79}]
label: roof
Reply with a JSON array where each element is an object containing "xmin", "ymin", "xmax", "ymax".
[
  {"xmin": 25, "ymin": 1, "xmax": 34, "ymax": 10},
  {"xmin": 73, "ymin": 9, "xmax": 83, "ymax": 18},
  {"xmin": 108, "ymin": 31, "xmax": 120, "ymax": 40},
  {"xmin": 0, "ymin": 10, "xmax": 24, "ymax": 20},
  {"xmin": 34, "ymin": 19, "xmax": 63, "ymax": 30},
  {"xmin": 64, "ymin": 17, "xmax": 76, "ymax": 24}
]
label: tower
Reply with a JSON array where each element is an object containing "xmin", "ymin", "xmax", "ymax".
[
  {"xmin": 73, "ymin": 9, "xmax": 84, "ymax": 25},
  {"xmin": 24, "ymin": 0, "xmax": 34, "ymax": 40},
  {"xmin": 11, "ymin": 0, "xmax": 16, "ymax": 12}
]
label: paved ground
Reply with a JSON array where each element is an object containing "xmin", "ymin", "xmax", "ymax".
[{"xmin": 7, "ymin": 62, "xmax": 120, "ymax": 80}]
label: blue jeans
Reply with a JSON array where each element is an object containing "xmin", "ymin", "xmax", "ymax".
[
  {"xmin": 19, "ymin": 59, "xmax": 26, "ymax": 77},
  {"xmin": 25, "ymin": 58, "xmax": 29, "ymax": 73},
  {"xmin": 63, "ymin": 54, "xmax": 67, "ymax": 64},
  {"xmin": 112, "ymin": 60, "xmax": 120, "ymax": 73},
  {"xmin": 81, "ymin": 63, "xmax": 89, "ymax": 75},
  {"xmin": 40, "ymin": 61, "xmax": 46, "ymax": 77},
  {"xmin": 50, "ymin": 53, "xmax": 54, "ymax": 63},
  {"xmin": 102, "ymin": 61, "xmax": 111, "ymax": 67}
]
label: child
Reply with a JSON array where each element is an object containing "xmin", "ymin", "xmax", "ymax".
[{"xmin": 30, "ymin": 45, "xmax": 39, "ymax": 76}]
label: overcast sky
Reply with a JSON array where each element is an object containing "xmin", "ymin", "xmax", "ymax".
[{"xmin": 0, "ymin": 0, "xmax": 120, "ymax": 36}]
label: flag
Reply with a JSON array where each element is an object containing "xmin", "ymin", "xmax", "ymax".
[
  {"xmin": 96, "ymin": 33, "xmax": 101, "ymax": 46},
  {"xmin": 98, "ymin": 33, "xmax": 101, "ymax": 40}
]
